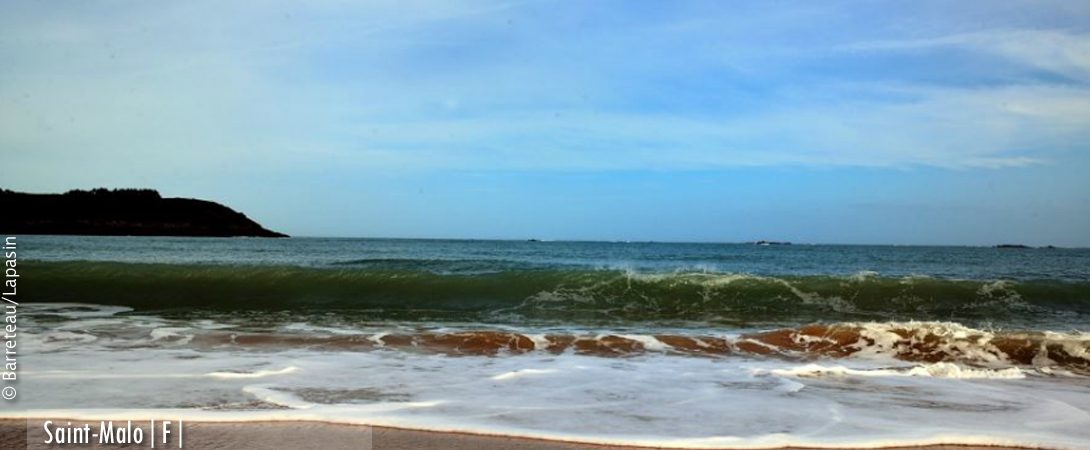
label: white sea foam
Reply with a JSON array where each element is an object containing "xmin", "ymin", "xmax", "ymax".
[
  {"xmin": 521, "ymin": 333, "xmax": 552, "ymax": 350},
  {"xmin": 149, "ymin": 327, "xmax": 193, "ymax": 344},
  {"xmin": 1042, "ymin": 330, "xmax": 1090, "ymax": 361},
  {"xmin": 491, "ymin": 368, "xmax": 558, "ymax": 381},
  {"xmin": 16, "ymin": 334, "xmax": 1090, "ymax": 449},
  {"xmin": 242, "ymin": 385, "xmax": 315, "ymax": 409},
  {"xmin": 767, "ymin": 362, "xmax": 1025, "ymax": 379},
  {"xmin": 367, "ymin": 332, "xmax": 388, "ymax": 347},
  {"xmin": 39, "ymin": 331, "xmax": 98, "ymax": 343},
  {"xmin": 844, "ymin": 321, "xmax": 1010, "ymax": 363},
  {"xmin": 848, "ymin": 270, "xmax": 880, "ymax": 281},
  {"xmin": 206, "ymin": 367, "xmax": 300, "ymax": 379},
  {"xmin": 14, "ymin": 310, "xmax": 1090, "ymax": 450},
  {"xmin": 27, "ymin": 303, "xmax": 134, "ymax": 318},
  {"xmin": 24, "ymin": 366, "xmax": 301, "ymax": 380},
  {"xmin": 613, "ymin": 334, "xmax": 671, "ymax": 352},
  {"xmin": 194, "ymin": 320, "xmax": 237, "ymax": 330},
  {"xmin": 283, "ymin": 322, "xmax": 362, "ymax": 335}
]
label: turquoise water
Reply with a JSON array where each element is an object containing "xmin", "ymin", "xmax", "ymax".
[{"xmin": 21, "ymin": 236, "xmax": 1090, "ymax": 329}]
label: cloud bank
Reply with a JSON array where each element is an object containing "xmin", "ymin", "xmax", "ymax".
[{"xmin": 2, "ymin": 0, "xmax": 1089, "ymax": 182}]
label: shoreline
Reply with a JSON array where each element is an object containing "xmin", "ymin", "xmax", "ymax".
[{"xmin": 1, "ymin": 419, "xmax": 1047, "ymax": 450}]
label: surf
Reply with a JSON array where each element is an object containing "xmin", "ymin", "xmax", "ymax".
[{"xmin": 23, "ymin": 261, "xmax": 1090, "ymax": 328}]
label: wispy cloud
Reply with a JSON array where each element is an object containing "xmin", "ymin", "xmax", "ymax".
[
  {"xmin": 841, "ymin": 29, "xmax": 1090, "ymax": 82},
  {"xmin": 3, "ymin": 1, "xmax": 1089, "ymax": 242},
  {"xmin": 1, "ymin": 0, "xmax": 1089, "ymax": 185}
]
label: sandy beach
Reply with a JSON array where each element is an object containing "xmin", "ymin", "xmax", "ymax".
[{"xmin": 2, "ymin": 419, "xmax": 1034, "ymax": 450}]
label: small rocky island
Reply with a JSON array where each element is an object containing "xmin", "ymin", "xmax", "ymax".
[{"xmin": 0, "ymin": 188, "xmax": 288, "ymax": 237}]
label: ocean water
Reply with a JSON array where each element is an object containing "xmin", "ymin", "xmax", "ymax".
[{"xmin": 13, "ymin": 236, "xmax": 1090, "ymax": 448}]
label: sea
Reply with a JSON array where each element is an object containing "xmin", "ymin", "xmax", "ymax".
[{"xmin": 11, "ymin": 236, "xmax": 1090, "ymax": 448}]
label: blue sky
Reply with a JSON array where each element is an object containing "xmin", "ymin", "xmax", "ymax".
[{"xmin": 2, "ymin": 1, "xmax": 1089, "ymax": 245}]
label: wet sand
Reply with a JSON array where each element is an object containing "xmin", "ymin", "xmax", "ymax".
[{"xmin": 2, "ymin": 419, "xmax": 1032, "ymax": 450}]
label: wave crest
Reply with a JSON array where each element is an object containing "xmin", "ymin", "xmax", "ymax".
[{"xmin": 25, "ymin": 261, "xmax": 1090, "ymax": 325}]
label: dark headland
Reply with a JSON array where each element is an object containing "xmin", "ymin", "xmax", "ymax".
[{"xmin": 0, "ymin": 188, "xmax": 288, "ymax": 237}]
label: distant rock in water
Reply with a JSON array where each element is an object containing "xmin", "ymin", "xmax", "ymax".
[
  {"xmin": 0, "ymin": 188, "xmax": 288, "ymax": 237},
  {"xmin": 754, "ymin": 240, "xmax": 792, "ymax": 246}
]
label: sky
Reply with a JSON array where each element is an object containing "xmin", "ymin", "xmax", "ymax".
[{"xmin": 1, "ymin": 1, "xmax": 1089, "ymax": 245}]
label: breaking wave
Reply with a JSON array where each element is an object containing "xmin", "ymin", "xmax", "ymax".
[
  {"xmin": 25, "ymin": 261, "xmax": 1090, "ymax": 326},
  {"xmin": 177, "ymin": 322, "xmax": 1088, "ymax": 372}
]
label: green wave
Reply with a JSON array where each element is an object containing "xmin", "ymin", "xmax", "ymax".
[{"xmin": 21, "ymin": 261, "xmax": 1090, "ymax": 325}]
